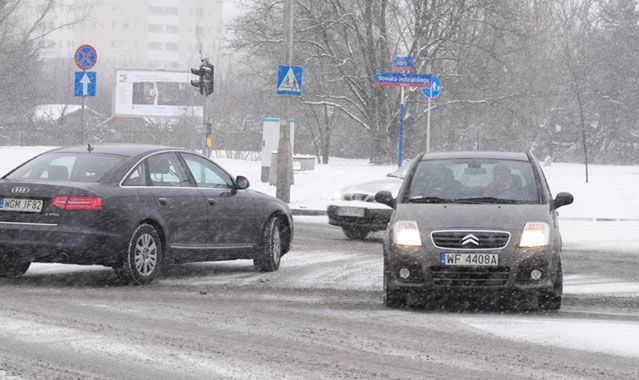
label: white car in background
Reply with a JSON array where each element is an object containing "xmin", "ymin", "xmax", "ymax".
[{"xmin": 327, "ymin": 163, "xmax": 410, "ymax": 239}]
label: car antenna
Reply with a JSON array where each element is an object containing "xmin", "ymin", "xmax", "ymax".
[{"xmin": 87, "ymin": 144, "xmax": 94, "ymax": 153}]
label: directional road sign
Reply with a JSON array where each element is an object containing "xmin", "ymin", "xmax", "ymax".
[
  {"xmin": 277, "ymin": 65, "xmax": 303, "ymax": 96},
  {"xmin": 74, "ymin": 71, "xmax": 96, "ymax": 97},
  {"xmin": 392, "ymin": 56, "xmax": 413, "ymax": 70},
  {"xmin": 374, "ymin": 72, "xmax": 434, "ymax": 88},
  {"xmin": 74, "ymin": 44, "xmax": 98, "ymax": 70},
  {"xmin": 422, "ymin": 75, "xmax": 441, "ymax": 98}
]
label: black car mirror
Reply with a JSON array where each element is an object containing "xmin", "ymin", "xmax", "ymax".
[
  {"xmin": 375, "ymin": 190, "xmax": 395, "ymax": 208},
  {"xmin": 553, "ymin": 192, "xmax": 574, "ymax": 209},
  {"xmin": 235, "ymin": 176, "xmax": 250, "ymax": 190}
]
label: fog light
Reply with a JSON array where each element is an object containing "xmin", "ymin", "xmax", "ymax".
[
  {"xmin": 530, "ymin": 269, "xmax": 542, "ymax": 281},
  {"xmin": 399, "ymin": 268, "xmax": 411, "ymax": 279}
]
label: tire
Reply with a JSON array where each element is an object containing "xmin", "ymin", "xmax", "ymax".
[
  {"xmin": 342, "ymin": 226, "xmax": 369, "ymax": 240},
  {"xmin": 0, "ymin": 255, "xmax": 31, "ymax": 278},
  {"xmin": 254, "ymin": 217, "xmax": 282, "ymax": 272},
  {"xmin": 114, "ymin": 224, "xmax": 163, "ymax": 285},
  {"xmin": 539, "ymin": 260, "xmax": 563, "ymax": 311},
  {"xmin": 383, "ymin": 264, "xmax": 406, "ymax": 308}
]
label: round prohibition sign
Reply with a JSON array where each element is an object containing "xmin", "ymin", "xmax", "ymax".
[{"xmin": 74, "ymin": 44, "xmax": 98, "ymax": 70}]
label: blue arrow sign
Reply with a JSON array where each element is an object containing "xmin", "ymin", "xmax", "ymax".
[
  {"xmin": 374, "ymin": 72, "xmax": 434, "ymax": 88},
  {"xmin": 74, "ymin": 71, "xmax": 96, "ymax": 97},
  {"xmin": 392, "ymin": 56, "xmax": 413, "ymax": 70},
  {"xmin": 277, "ymin": 65, "xmax": 303, "ymax": 96},
  {"xmin": 422, "ymin": 75, "xmax": 441, "ymax": 98}
]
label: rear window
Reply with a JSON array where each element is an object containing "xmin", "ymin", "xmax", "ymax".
[
  {"xmin": 4, "ymin": 152, "xmax": 124, "ymax": 183},
  {"xmin": 405, "ymin": 158, "xmax": 540, "ymax": 204}
]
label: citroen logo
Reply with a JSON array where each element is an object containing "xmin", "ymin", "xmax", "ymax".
[
  {"xmin": 11, "ymin": 186, "xmax": 30, "ymax": 194},
  {"xmin": 462, "ymin": 234, "xmax": 479, "ymax": 246}
]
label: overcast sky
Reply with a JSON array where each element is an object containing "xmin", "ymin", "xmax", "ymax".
[{"xmin": 223, "ymin": 1, "xmax": 245, "ymax": 23}]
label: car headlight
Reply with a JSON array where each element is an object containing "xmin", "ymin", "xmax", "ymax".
[
  {"xmin": 393, "ymin": 221, "xmax": 423, "ymax": 247},
  {"xmin": 331, "ymin": 192, "xmax": 344, "ymax": 201},
  {"xmin": 519, "ymin": 222, "xmax": 550, "ymax": 247}
]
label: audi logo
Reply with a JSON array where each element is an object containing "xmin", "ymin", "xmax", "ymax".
[{"xmin": 11, "ymin": 186, "xmax": 30, "ymax": 194}]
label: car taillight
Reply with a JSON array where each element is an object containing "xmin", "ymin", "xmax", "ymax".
[{"xmin": 52, "ymin": 196, "xmax": 103, "ymax": 210}]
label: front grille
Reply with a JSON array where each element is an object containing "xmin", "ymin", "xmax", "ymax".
[
  {"xmin": 344, "ymin": 193, "xmax": 375, "ymax": 202},
  {"xmin": 431, "ymin": 230, "xmax": 510, "ymax": 250},
  {"xmin": 430, "ymin": 266, "xmax": 510, "ymax": 287}
]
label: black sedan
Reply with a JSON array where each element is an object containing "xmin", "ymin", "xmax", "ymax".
[{"xmin": 0, "ymin": 144, "xmax": 293, "ymax": 284}]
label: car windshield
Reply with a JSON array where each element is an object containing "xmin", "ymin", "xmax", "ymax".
[
  {"xmin": 387, "ymin": 161, "xmax": 411, "ymax": 179},
  {"xmin": 405, "ymin": 158, "xmax": 540, "ymax": 204},
  {"xmin": 4, "ymin": 152, "xmax": 124, "ymax": 182}
]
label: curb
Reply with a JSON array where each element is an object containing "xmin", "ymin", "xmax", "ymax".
[{"xmin": 290, "ymin": 209, "xmax": 639, "ymax": 222}]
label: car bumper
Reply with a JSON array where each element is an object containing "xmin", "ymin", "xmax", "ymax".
[
  {"xmin": 327, "ymin": 204, "xmax": 392, "ymax": 231},
  {"xmin": 385, "ymin": 245, "xmax": 559, "ymax": 292},
  {"xmin": 0, "ymin": 222, "xmax": 124, "ymax": 265}
]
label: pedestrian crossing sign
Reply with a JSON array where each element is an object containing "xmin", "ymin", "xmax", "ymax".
[{"xmin": 276, "ymin": 65, "xmax": 303, "ymax": 96}]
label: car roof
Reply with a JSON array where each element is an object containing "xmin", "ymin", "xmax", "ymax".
[
  {"xmin": 49, "ymin": 144, "xmax": 178, "ymax": 157},
  {"xmin": 420, "ymin": 151, "xmax": 530, "ymax": 161}
]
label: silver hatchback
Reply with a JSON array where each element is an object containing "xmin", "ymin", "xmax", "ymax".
[{"xmin": 375, "ymin": 151, "xmax": 573, "ymax": 310}]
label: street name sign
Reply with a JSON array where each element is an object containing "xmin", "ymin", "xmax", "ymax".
[
  {"xmin": 392, "ymin": 56, "xmax": 413, "ymax": 71},
  {"xmin": 374, "ymin": 72, "xmax": 433, "ymax": 88}
]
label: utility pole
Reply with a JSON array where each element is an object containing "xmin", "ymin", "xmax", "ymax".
[{"xmin": 276, "ymin": 0, "xmax": 294, "ymax": 202}]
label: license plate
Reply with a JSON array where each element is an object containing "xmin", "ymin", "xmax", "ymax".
[
  {"xmin": 440, "ymin": 253, "xmax": 499, "ymax": 267},
  {"xmin": 0, "ymin": 198, "xmax": 44, "ymax": 213},
  {"xmin": 336, "ymin": 207, "xmax": 365, "ymax": 218}
]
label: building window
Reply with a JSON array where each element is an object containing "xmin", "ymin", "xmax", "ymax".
[
  {"xmin": 123, "ymin": 22, "xmax": 129, "ymax": 30},
  {"xmin": 165, "ymin": 43, "xmax": 178, "ymax": 51},
  {"xmin": 195, "ymin": 8, "xmax": 203, "ymax": 17},
  {"xmin": 166, "ymin": 7, "xmax": 178, "ymax": 15},
  {"xmin": 166, "ymin": 25, "xmax": 178, "ymax": 34},
  {"xmin": 149, "ymin": 24, "xmax": 163, "ymax": 33},
  {"xmin": 148, "ymin": 42, "xmax": 163, "ymax": 51}
]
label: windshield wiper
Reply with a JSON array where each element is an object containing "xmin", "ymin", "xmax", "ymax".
[
  {"xmin": 452, "ymin": 197, "xmax": 525, "ymax": 204},
  {"xmin": 407, "ymin": 196, "xmax": 452, "ymax": 203}
]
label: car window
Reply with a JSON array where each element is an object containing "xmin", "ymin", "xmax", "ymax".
[
  {"xmin": 406, "ymin": 158, "xmax": 539, "ymax": 203},
  {"xmin": 4, "ymin": 153, "xmax": 123, "ymax": 182},
  {"xmin": 181, "ymin": 153, "xmax": 233, "ymax": 189},
  {"xmin": 122, "ymin": 163, "xmax": 147, "ymax": 186},
  {"xmin": 147, "ymin": 153, "xmax": 191, "ymax": 187}
]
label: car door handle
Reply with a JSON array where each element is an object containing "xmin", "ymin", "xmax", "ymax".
[
  {"xmin": 157, "ymin": 197, "xmax": 169, "ymax": 206},
  {"xmin": 207, "ymin": 198, "xmax": 216, "ymax": 206}
]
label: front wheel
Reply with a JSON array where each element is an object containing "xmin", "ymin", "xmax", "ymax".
[
  {"xmin": 539, "ymin": 261, "xmax": 563, "ymax": 311},
  {"xmin": 383, "ymin": 268, "xmax": 405, "ymax": 308},
  {"xmin": 115, "ymin": 224, "xmax": 163, "ymax": 285},
  {"xmin": 342, "ymin": 226, "xmax": 369, "ymax": 240},
  {"xmin": 254, "ymin": 217, "xmax": 282, "ymax": 272},
  {"xmin": 0, "ymin": 255, "xmax": 31, "ymax": 278}
]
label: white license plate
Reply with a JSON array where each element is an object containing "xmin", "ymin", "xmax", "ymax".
[
  {"xmin": 336, "ymin": 207, "xmax": 365, "ymax": 218},
  {"xmin": 0, "ymin": 198, "xmax": 44, "ymax": 213},
  {"xmin": 441, "ymin": 253, "xmax": 499, "ymax": 267}
]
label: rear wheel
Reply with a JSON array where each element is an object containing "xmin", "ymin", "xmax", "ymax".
[
  {"xmin": 539, "ymin": 261, "xmax": 563, "ymax": 311},
  {"xmin": 342, "ymin": 226, "xmax": 369, "ymax": 240},
  {"xmin": 0, "ymin": 255, "xmax": 31, "ymax": 278},
  {"xmin": 254, "ymin": 217, "xmax": 282, "ymax": 272},
  {"xmin": 115, "ymin": 224, "xmax": 162, "ymax": 285}
]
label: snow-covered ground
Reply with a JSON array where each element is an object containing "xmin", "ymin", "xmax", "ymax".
[{"xmin": 2, "ymin": 146, "xmax": 638, "ymax": 221}]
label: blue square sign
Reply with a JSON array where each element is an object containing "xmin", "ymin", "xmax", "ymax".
[
  {"xmin": 74, "ymin": 71, "xmax": 96, "ymax": 97},
  {"xmin": 276, "ymin": 65, "xmax": 302, "ymax": 96}
]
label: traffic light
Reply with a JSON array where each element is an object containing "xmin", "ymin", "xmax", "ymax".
[
  {"xmin": 190, "ymin": 66, "xmax": 204, "ymax": 95},
  {"xmin": 190, "ymin": 60, "xmax": 214, "ymax": 96},
  {"xmin": 203, "ymin": 62, "xmax": 214, "ymax": 96}
]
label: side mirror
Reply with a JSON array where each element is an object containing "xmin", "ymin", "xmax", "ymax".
[
  {"xmin": 375, "ymin": 190, "xmax": 396, "ymax": 208},
  {"xmin": 235, "ymin": 176, "xmax": 250, "ymax": 190},
  {"xmin": 553, "ymin": 192, "xmax": 573, "ymax": 209}
]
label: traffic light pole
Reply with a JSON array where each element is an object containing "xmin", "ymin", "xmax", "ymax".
[{"xmin": 276, "ymin": 0, "xmax": 294, "ymax": 203}]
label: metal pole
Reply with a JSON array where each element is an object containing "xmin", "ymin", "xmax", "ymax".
[
  {"xmin": 81, "ymin": 93, "xmax": 86, "ymax": 145},
  {"xmin": 276, "ymin": 0, "xmax": 294, "ymax": 202},
  {"xmin": 398, "ymin": 87, "xmax": 405, "ymax": 168},
  {"xmin": 426, "ymin": 96, "xmax": 432, "ymax": 153}
]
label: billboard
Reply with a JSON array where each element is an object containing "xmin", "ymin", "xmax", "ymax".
[{"xmin": 114, "ymin": 70, "xmax": 203, "ymax": 117}]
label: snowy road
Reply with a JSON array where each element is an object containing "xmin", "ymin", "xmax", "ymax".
[{"xmin": 0, "ymin": 219, "xmax": 638, "ymax": 380}]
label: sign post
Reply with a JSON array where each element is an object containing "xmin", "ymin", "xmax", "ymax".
[
  {"xmin": 422, "ymin": 75, "xmax": 441, "ymax": 153},
  {"xmin": 374, "ymin": 71, "xmax": 435, "ymax": 167},
  {"xmin": 74, "ymin": 44, "xmax": 98, "ymax": 145},
  {"xmin": 392, "ymin": 56, "xmax": 412, "ymax": 168}
]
